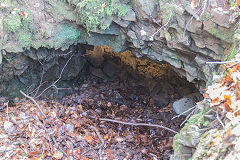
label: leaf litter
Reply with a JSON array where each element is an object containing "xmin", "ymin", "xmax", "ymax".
[{"xmin": 0, "ymin": 74, "xmax": 186, "ymax": 160}]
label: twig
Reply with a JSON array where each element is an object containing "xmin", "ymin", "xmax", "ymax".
[
  {"xmin": 225, "ymin": 61, "xmax": 240, "ymax": 71},
  {"xmin": 90, "ymin": 126, "xmax": 105, "ymax": 160},
  {"xmin": 183, "ymin": 15, "xmax": 194, "ymax": 40},
  {"xmin": 150, "ymin": 8, "xmax": 173, "ymax": 40},
  {"xmin": 33, "ymin": 59, "xmax": 45, "ymax": 97},
  {"xmin": 182, "ymin": 7, "xmax": 202, "ymax": 39},
  {"xmin": 35, "ymin": 53, "xmax": 74, "ymax": 98},
  {"xmin": 200, "ymin": 0, "xmax": 209, "ymax": 18},
  {"xmin": 206, "ymin": 59, "xmax": 239, "ymax": 64},
  {"xmin": 216, "ymin": 110, "xmax": 225, "ymax": 128},
  {"xmin": 99, "ymin": 118, "xmax": 178, "ymax": 134},
  {"xmin": 172, "ymin": 106, "xmax": 196, "ymax": 120},
  {"xmin": 20, "ymin": 90, "xmax": 46, "ymax": 118},
  {"xmin": 180, "ymin": 108, "xmax": 196, "ymax": 127}
]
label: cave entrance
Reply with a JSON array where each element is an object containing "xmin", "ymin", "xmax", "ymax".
[{"xmin": 0, "ymin": 44, "xmax": 202, "ymax": 159}]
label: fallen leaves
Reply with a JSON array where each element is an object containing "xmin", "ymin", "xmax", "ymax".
[{"xmin": 0, "ymin": 73, "xmax": 184, "ymax": 159}]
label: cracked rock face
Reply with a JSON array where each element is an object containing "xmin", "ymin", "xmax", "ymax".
[{"xmin": 0, "ymin": 0, "xmax": 236, "ymax": 95}]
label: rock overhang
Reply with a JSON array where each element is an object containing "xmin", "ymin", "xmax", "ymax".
[{"xmin": 0, "ymin": 0, "xmax": 238, "ymax": 91}]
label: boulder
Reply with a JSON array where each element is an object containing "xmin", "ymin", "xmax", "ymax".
[{"xmin": 173, "ymin": 98, "xmax": 196, "ymax": 115}]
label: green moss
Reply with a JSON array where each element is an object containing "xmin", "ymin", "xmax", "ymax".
[
  {"xmin": 54, "ymin": 23, "xmax": 81, "ymax": 49},
  {"xmin": 3, "ymin": 14, "xmax": 22, "ymax": 32},
  {"xmin": 48, "ymin": 0, "xmax": 77, "ymax": 22},
  {"xmin": 161, "ymin": 3, "xmax": 175, "ymax": 24},
  {"xmin": 21, "ymin": 9, "xmax": 34, "ymax": 32},
  {"xmin": 173, "ymin": 133, "xmax": 180, "ymax": 150},
  {"xmin": 18, "ymin": 31, "xmax": 32, "ymax": 47},
  {"xmin": 200, "ymin": 12, "xmax": 212, "ymax": 21},
  {"xmin": 75, "ymin": 0, "xmax": 130, "ymax": 31},
  {"xmin": 185, "ymin": 109, "xmax": 207, "ymax": 127},
  {"xmin": 224, "ymin": 36, "xmax": 237, "ymax": 61},
  {"xmin": 210, "ymin": 27, "xmax": 234, "ymax": 43}
]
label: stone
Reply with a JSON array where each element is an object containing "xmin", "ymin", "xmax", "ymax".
[
  {"xmin": 121, "ymin": 9, "xmax": 136, "ymax": 21},
  {"xmin": 173, "ymin": 97, "xmax": 196, "ymax": 115},
  {"xmin": 131, "ymin": 0, "xmax": 157, "ymax": 19},
  {"xmin": 91, "ymin": 22, "xmax": 120, "ymax": 36},
  {"xmin": 211, "ymin": 8, "xmax": 230, "ymax": 28},
  {"xmin": 4, "ymin": 121, "xmax": 16, "ymax": 135},
  {"xmin": 37, "ymin": 47, "xmax": 49, "ymax": 60},
  {"xmin": 127, "ymin": 30, "xmax": 137, "ymax": 40},
  {"xmin": 113, "ymin": 17, "xmax": 131, "ymax": 28},
  {"xmin": 142, "ymin": 47, "xmax": 163, "ymax": 62}
]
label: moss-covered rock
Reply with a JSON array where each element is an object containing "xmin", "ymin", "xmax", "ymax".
[
  {"xmin": 75, "ymin": 0, "xmax": 130, "ymax": 31},
  {"xmin": 3, "ymin": 13, "xmax": 22, "ymax": 32},
  {"xmin": 18, "ymin": 31, "xmax": 32, "ymax": 47},
  {"xmin": 209, "ymin": 27, "xmax": 234, "ymax": 43},
  {"xmin": 54, "ymin": 23, "xmax": 81, "ymax": 49}
]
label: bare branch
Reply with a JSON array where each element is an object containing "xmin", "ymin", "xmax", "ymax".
[
  {"xmin": 200, "ymin": 0, "xmax": 209, "ymax": 18},
  {"xmin": 99, "ymin": 118, "xmax": 178, "ymax": 134},
  {"xmin": 150, "ymin": 10, "xmax": 173, "ymax": 40},
  {"xmin": 206, "ymin": 59, "xmax": 240, "ymax": 64},
  {"xmin": 216, "ymin": 110, "xmax": 225, "ymax": 128},
  {"xmin": 180, "ymin": 108, "xmax": 196, "ymax": 127},
  {"xmin": 35, "ymin": 53, "xmax": 74, "ymax": 98},
  {"xmin": 20, "ymin": 90, "xmax": 46, "ymax": 118},
  {"xmin": 172, "ymin": 106, "xmax": 196, "ymax": 120}
]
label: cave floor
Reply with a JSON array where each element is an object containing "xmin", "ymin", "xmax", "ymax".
[{"xmin": 0, "ymin": 74, "xmax": 186, "ymax": 160}]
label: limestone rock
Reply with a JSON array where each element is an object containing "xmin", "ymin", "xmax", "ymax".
[
  {"xmin": 121, "ymin": 9, "xmax": 136, "ymax": 21},
  {"xmin": 173, "ymin": 98, "xmax": 196, "ymax": 115}
]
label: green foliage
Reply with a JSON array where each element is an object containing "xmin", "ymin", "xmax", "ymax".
[
  {"xmin": 3, "ymin": 14, "xmax": 22, "ymax": 32},
  {"xmin": 75, "ymin": 0, "xmax": 130, "ymax": 31},
  {"xmin": 54, "ymin": 23, "xmax": 81, "ymax": 49}
]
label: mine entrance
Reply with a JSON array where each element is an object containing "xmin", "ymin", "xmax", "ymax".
[{"xmin": 0, "ymin": 44, "xmax": 202, "ymax": 159}]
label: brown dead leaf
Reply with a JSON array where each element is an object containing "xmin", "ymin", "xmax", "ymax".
[
  {"xmin": 212, "ymin": 97, "xmax": 220, "ymax": 105},
  {"xmin": 224, "ymin": 102, "xmax": 231, "ymax": 112},
  {"xmin": 226, "ymin": 74, "xmax": 233, "ymax": 84},
  {"xmin": 209, "ymin": 141, "xmax": 215, "ymax": 147},
  {"xmin": 84, "ymin": 135, "xmax": 94, "ymax": 144}
]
